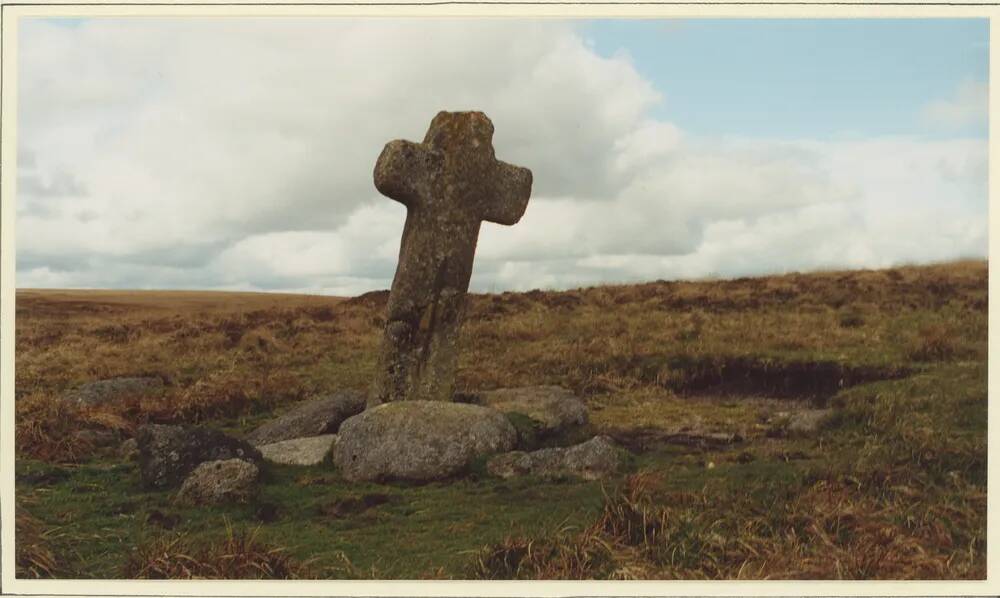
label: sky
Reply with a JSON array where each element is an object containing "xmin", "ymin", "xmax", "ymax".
[{"xmin": 16, "ymin": 17, "xmax": 989, "ymax": 294}]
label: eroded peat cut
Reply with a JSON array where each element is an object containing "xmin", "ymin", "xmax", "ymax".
[
  {"xmin": 14, "ymin": 260, "xmax": 987, "ymax": 579},
  {"xmin": 661, "ymin": 355, "xmax": 913, "ymax": 402}
]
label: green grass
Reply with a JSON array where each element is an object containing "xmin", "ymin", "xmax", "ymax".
[
  {"xmin": 14, "ymin": 260, "xmax": 987, "ymax": 578},
  {"xmin": 17, "ymin": 457, "xmax": 610, "ymax": 578}
]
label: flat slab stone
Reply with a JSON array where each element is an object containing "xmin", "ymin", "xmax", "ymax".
[
  {"xmin": 245, "ymin": 390, "xmax": 365, "ymax": 446},
  {"xmin": 333, "ymin": 401, "xmax": 516, "ymax": 482},
  {"xmin": 259, "ymin": 435, "xmax": 336, "ymax": 466},
  {"xmin": 786, "ymin": 408, "xmax": 834, "ymax": 434},
  {"xmin": 606, "ymin": 427, "xmax": 741, "ymax": 453},
  {"xmin": 177, "ymin": 459, "xmax": 259, "ymax": 505},
  {"xmin": 63, "ymin": 376, "xmax": 164, "ymax": 407},
  {"xmin": 471, "ymin": 385, "xmax": 587, "ymax": 434},
  {"xmin": 487, "ymin": 436, "xmax": 628, "ymax": 481}
]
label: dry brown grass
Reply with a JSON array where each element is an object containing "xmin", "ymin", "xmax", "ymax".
[
  {"xmin": 15, "ymin": 290, "xmax": 372, "ymax": 460},
  {"xmin": 16, "ymin": 500, "xmax": 59, "ymax": 578},
  {"xmin": 122, "ymin": 522, "xmax": 311, "ymax": 579},
  {"xmin": 473, "ymin": 469, "xmax": 986, "ymax": 580},
  {"xmin": 471, "ymin": 527, "xmax": 615, "ymax": 579},
  {"xmin": 15, "ymin": 259, "xmax": 988, "ymax": 456},
  {"xmin": 15, "ymin": 260, "xmax": 987, "ymax": 579},
  {"xmin": 907, "ymin": 324, "xmax": 961, "ymax": 362}
]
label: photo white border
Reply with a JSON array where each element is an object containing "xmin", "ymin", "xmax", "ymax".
[{"xmin": 1, "ymin": 1, "xmax": 997, "ymax": 596}]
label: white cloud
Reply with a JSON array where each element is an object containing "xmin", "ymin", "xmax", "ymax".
[
  {"xmin": 18, "ymin": 19, "xmax": 656, "ymax": 260},
  {"xmin": 16, "ymin": 18, "xmax": 988, "ymax": 294},
  {"xmin": 922, "ymin": 80, "xmax": 988, "ymax": 129},
  {"xmin": 472, "ymin": 135, "xmax": 986, "ymax": 290}
]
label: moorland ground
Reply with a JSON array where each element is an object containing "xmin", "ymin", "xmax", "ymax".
[{"xmin": 14, "ymin": 260, "xmax": 987, "ymax": 579}]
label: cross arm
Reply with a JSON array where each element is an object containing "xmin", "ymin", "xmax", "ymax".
[
  {"xmin": 373, "ymin": 140, "xmax": 440, "ymax": 209},
  {"xmin": 479, "ymin": 161, "xmax": 533, "ymax": 226}
]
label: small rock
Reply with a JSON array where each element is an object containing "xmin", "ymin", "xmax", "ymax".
[
  {"xmin": 786, "ymin": 409, "xmax": 834, "ymax": 434},
  {"xmin": 486, "ymin": 436, "xmax": 627, "ymax": 481},
  {"xmin": 119, "ymin": 438, "xmax": 139, "ymax": 461},
  {"xmin": 136, "ymin": 424, "xmax": 262, "ymax": 489},
  {"xmin": 246, "ymin": 390, "xmax": 366, "ymax": 446},
  {"xmin": 333, "ymin": 401, "xmax": 516, "ymax": 482},
  {"xmin": 259, "ymin": 435, "xmax": 336, "ymax": 466},
  {"xmin": 63, "ymin": 377, "xmax": 164, "ymax": 408},
  {"xmin": 470, "ymin": 386, "xmax": 588, "ymax": 435},
  {"xmin": 176, "ymin": 459, "xmax": 259, "ymax": 505}
]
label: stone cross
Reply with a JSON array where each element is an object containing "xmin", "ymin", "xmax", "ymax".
[{"xmin": 368, "ymin": 111, "xmax": 533, "ymax": 407}]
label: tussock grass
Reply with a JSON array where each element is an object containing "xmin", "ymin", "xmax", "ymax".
[
  {"xmin": 15, "ymin": 260, "xmax": 987, "ymax": 579},
  {"xmin": 16, "ymin": 500, "xmax": 59, "ymax": 578},
  {"xmin": 123, "ymin": 522, "xmax": 310, "ymax": 579},
  {"xmin": 471, "ymin": 528, "xmax": 615, "ymax": 580},
  {"xmin": 475, "ymin": 467, "xmax": 985, "ymax": 579}
]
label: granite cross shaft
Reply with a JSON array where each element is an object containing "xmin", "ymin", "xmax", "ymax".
[{"xmin": 368, "ymin": 111, "xmax": 533, "ymax": 407}]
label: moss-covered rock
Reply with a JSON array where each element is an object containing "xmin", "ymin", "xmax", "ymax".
[
  {"xmin": 176, "ymin": 459, "xmax": 259, "ymax": 505},
  {"xmin": 333, "ymin": 401, "xmax": 516, "ymax": 482},
  {"xmin": 245, "ymin": 390, "xmax": 365, "ymax": 446},
  {"xmin": 486, "ymin": 436, "xmax": 627, "ymax": 481},
  {"xmin": 471, "ymin": 386, "xmax": 588, "ymax": 437},
  {"xmin": 136, "ymin": 424, "xmax": 261, "ymax": 489}
]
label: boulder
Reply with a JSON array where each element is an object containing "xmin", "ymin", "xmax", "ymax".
[
  {"xmin": 63, "ymin": 376, "xmax": 164, "ymax": 407},
  {"xmin": 470, "ymin": 386, "xmax": 587, "ymax": 434},
  {"xmin": 245, "ymin": 390, "xmax": 366, "ymax": 446},
  {"xmin": 333, "ymin": 401, "xmax": 516, "ymax": 482},
  {"xmin": 259, "ymin": 435, "xmax": 336, "ymax": 466},
  {"xmin": 136, "ymin": 424, "xmax": 262, "ymax": 489},
  {"xmin": 487, "ymin": 435, "xmax": 627, "ymax": 481},
  {"xmin": 176, "ymin": 459, "xmax": 259, "ymax": 505}
]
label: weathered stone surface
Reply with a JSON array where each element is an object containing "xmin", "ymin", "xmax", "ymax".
[
  {"xmin": 487, "ymin": 436, "xmax": 628, "ymax": 481},
  {"xmin": 369, "ymin": 111, "xmax": 533, "ymax": 407},
  {"xmin": 176, "ymin": 459, "xmax": 259, "ymax": 505},
  {"xmin": 63, "ymin": 376, "xmax": 164, "ymax": 407},
  {"xmin": 333, "ymin": 401, "xmax": 516, "ymax": 482},
  {"xmin": 259, "ymin": 434, "xmax": 337, "ymax": 466},
  {"xmin": 136, "ymin": 424, "xmax": 262, "ymax": 489},
  {"xmin": 245, "ymin": 390, "xmax": 365, "ymax": 446},
  {"xmin": 472, "ymin": 386, "xmax": 587, "ymax": 434}
]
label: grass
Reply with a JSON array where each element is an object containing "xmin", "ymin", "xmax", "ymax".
[
  {"xmin": 13, "ymin": 259, "xmax": 987, "ymax": 579},
  {"xmin": 16, "ymin": 498, "xmax": 60, "ymax": 578},
  {"xmin": 123, "ymin": 521, "xmax": 310, "ymax": 579}
]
